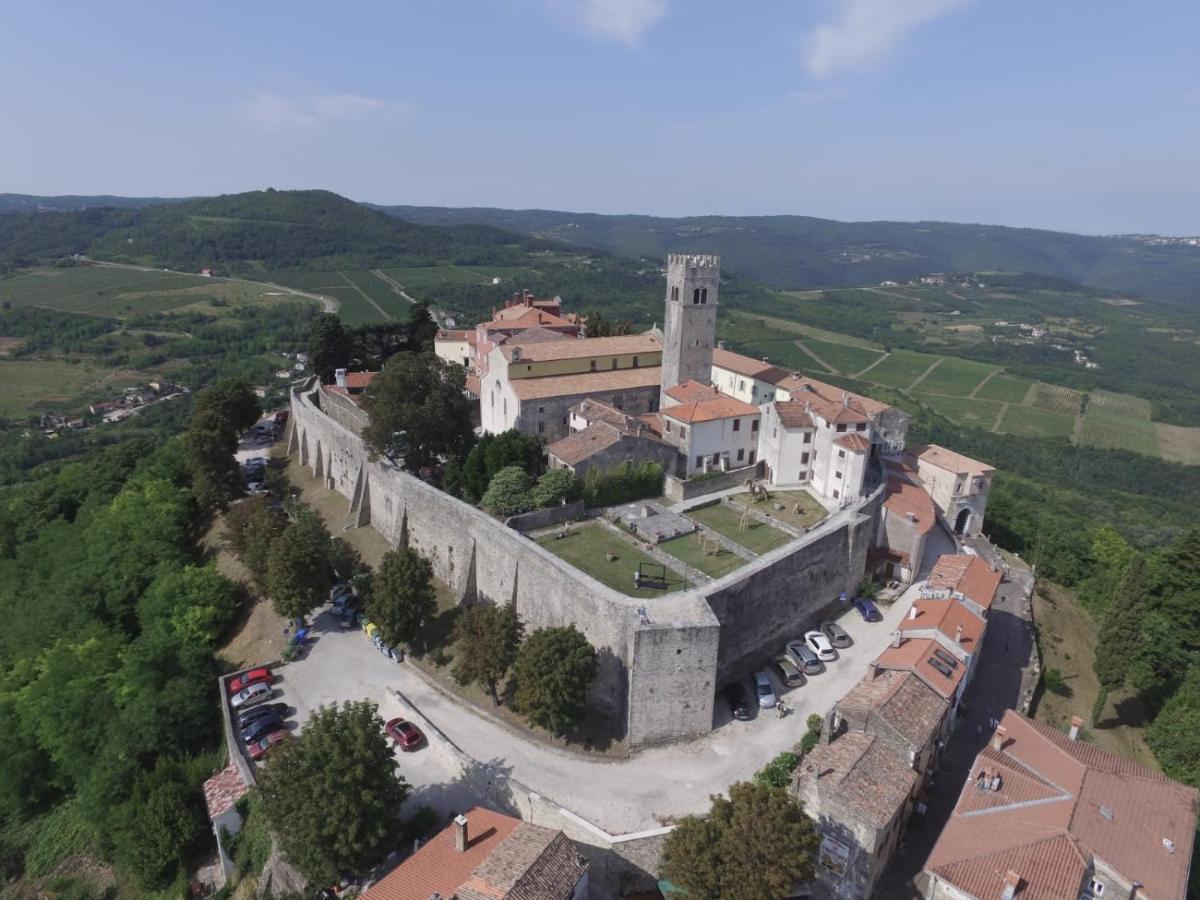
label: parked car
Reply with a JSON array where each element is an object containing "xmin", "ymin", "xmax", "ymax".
[
  {"xmin": 821, "ymin": 621, "xmax": 852, "ymax": 649},
  {"xmin": 229, "ymin": 667, "xmax": 273, "ymax": 694},
  {"xmin": 245, "ymin": 481, "xmax": 266, "ymax": 493},
  {"xmin": 723, "ymin": 682, "xmax": 754, "ymax": 720},
  {"xmin": 237, "ymin": 702, "xmax": 288, "ymax": 730},
  {"xmin": 853, "ymin": 597, "xmax": 882, "ymax": 622},
  {"xmin": 753, "ymin": 671, "xmax": 777, "ymax": 709},
  {"xmin": 771, "ymin": 655, "xmax": 806, "ymax": 688},
  {"xmin": 242, "ymin": 713, "xmax": 285, "ymax": 745},
  {"xmin": 785, "ymin": 640, "xmax": 823, "ymax": 675},
  {"xmin": 248, "ymin": 729, "xmax": 290, "ymax": 761},
  {"xmin": 230, "ymin": 681, "xmax": 273, "ymax": 710},
  {"xmin": 385, "ymin": 717, "xmax": 425, "ymax": 751},
  {"xmin": 330, "ymin": 583, "xmax": 356, "ymax": 608},
  {"xmin": 805, "ymin": 630, "xmax": 837, "ymax": 662}
]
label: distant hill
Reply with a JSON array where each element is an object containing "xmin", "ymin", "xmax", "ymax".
[
  {"xmin": 0, "ymin": 190, "xmax": 550, "ymax": 274},
  {"xmin": 375, "ymin": 205, "xmax": 1200, "ymax": 305},
  {"xmin": 0, "ymin": 193, "xmax": 182, "ymax": 213}
]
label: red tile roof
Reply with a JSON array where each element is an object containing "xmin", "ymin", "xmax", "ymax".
[
  {"xmin": 796, "ymin": 732, "xmax": 919, "ymax": 829},
  {"xmin": 899, "ymin": 597, "xmax": 986, "ymax": 653},
  {"xmin": 344, "ymin": 371, "xmax": 377, "ymax": 390},
  {"xmin": 874, "ymin": 636, "xmax": 966, "ymax": 700},
  {"xmin": 499, "ymin": 333, "xmax": 659, "ymax": 363},
  {"xmin": 508, "ymin": 367, "xmax": 662, "ymax": 401},
  {"xmin": 776, "ymin": 373, "xmax": 891, "ymax": 416},
  {"xmin": 773, "ymin": 400, "xmax": 814, "ymax": 429},
  {"xmin": 882, "ymin": 478, "xmax": 936, "ymax": 536},
  {"xmin": 664, "ymin": 380, "xmax": 721, "ymax": 403},
  {"xmin": 927, "ymin": 554, "xmax": 1003, "ymax": 612},
  {"xmin": 546, "ymin": 422, "xmax": 625, "ymax": 466},
  {"xmin": 907, "ymin": 443, "xmax": 994, "ymax": 477},
  {"xmin": 835, "ymin": 432, "xmax": 871, "ymax": 452},
  {"xmin": 835, "ymin": 669, "xmax": 949, "ymax": 752},
  {"xmin": 484, "ymin": 308, "xmax": 576, "ymax": 331},
  {"xmin": 711, "ymin": 347, "xmax": 791, "ymax": 384},
  {"xmin": 202, "ymin": 763, "xmax": 249, "ymax": 820},
  {"xmin": 927, "ymin": 711, "xmax": 1200, "ymax": 900},
  {"xmin": 662, "ymin": 393, "xmax": 761, "ymax": 424}
]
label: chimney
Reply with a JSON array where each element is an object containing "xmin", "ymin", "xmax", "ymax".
[
  {"xmin": 1000, "ymin": 870, "xmax": 1021, "ymax": 900},
  {"xmin": 453, "ymin": 814, "xmax": 468, "ymax": 853},
  {"xmin": 1069, "ymin": 715, "xmax": 1083, "ymax": 740},
  {"xmin": 992, "ymin": 725, "xmax": 1007, "ymax": 752},
  {"xmin": 955, "ymin": 624, "xmax": 964, "ymax": 644},
  {"xmin": 906, "ymin": 511, "xmax": 917, "ymax": 523},
  {"xmin": 868, "ymin": 660, "xmax": 880, "ymax": 678},
  {"xmin": 511, "ymin": 346, "xmax": 521, "ymax": 362},
  {"xmin": 718, "ymin": 340, "xmax": 725, "ymax": 350},
  {"xmin": 908, "ymin": 606, "xmax": 919, "ymax": 621},
  {"xmin": 891, "ymin": 632, "xmax": 903, "ymax": 649},
  {"xmin": 334, "ymin": 368, "xmax": 347, "ymax": 388}
]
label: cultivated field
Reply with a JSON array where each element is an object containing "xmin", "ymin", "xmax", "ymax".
[
  {"xmin": 998, "ymin": 404, "xmax": 1076, "ymax": 439},
  {"xmin": 865, "ymin": 349, "xmax": 942, "ymax": 390},
  {"xmin": 1026, "ymin": 382, "xmax": 1084, "ymax": 416},
  {"xmin": 913, "ymin": 357, "xmax": 999, "ymax": 396},
  {"xmin": 1087, "ymin": 389, "xmax": 1153, "ymax": 420},
  {"xmin": 1156, "ymin": 423, "xmax": 1200, "ymax": 465},
  {"xmin": 1075, "ymin": 411, "xmax": 1161, "ymax": 456},
  {"xmin": 795, "ymin": 338, "xmax": 884, "ymax": 376},
  {"xmin": 917, "ymin": 394, "xmax": 1006, "ymax": 431},
  {"xmin": 974, "ymin": 374, "xmax": 1033, "ymax": 404},
  {"xmin": 0, "ymin": 359, "xmax": 144, "ymax": 418}
]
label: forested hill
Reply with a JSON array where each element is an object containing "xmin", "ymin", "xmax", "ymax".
[
  {"xmin": 377, "ymin": 205, "xmax": 1200, "ymax": 305},
  {"xmin": 0, "ymin": 193, "xmax": 183, "ymax": 213},
  {"xmin": 0, "ymin": 189, "xmax": 552, "ymax": 274}
]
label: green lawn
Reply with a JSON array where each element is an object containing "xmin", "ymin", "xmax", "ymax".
[
  {"xmin": 727, "ymin": 490, "xmax": 826, "ymax": 532},
  {"xmin": 914, "ymin": 357, "xmax": 999, "ymax": 396},
  {"xmin": 685, "ymin": 503, "xmax": 791, "ymax": 554},
  {"xmin": 863, "ymin": 349, "xmax": 941, "ymax": 390},
  {"xmin": 657, "ymin": 532, "xmax": 745, "ymax": 580},
  {"xmin": 797, "ymin": 338, "xmax": 885, "ymax": 376},
  {"xmin": 975, "ymin": 374, "xmax": 1033, "ymax": 403},
  {"xmin": 1076, "ymin": 411, "xmax": 1161, "ymax": 456},
  {"xmin": 998, "ymin": 404, "xmax": 1076, "ymax": 439},
  {"xmin": 915, "ymin": 394, "xmax": 1006, "ymax": 431},
  {"xmin": 536, "ymin": 524, "xmax": 687, "ymax": 597}
]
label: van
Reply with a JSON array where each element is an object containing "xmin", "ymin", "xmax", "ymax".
[{"xmin": 785, "ymin": 640, "xmax": 823, "ymax": 675}]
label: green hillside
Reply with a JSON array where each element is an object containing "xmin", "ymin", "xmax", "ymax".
[{"xmin": 378, "ymin": 204, "xmax": 1200, "ymax": 305}]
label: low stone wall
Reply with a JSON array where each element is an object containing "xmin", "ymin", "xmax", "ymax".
[
  {"xmin": 505, "ymin": 500, "xmax": 586, "ymax": 533},
  {"xmin": 663, "ymin": 463, "xmax": 760, "ymax": 503}
]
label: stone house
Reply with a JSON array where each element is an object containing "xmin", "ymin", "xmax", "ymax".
[
  {"xmin": 924, "ymin": 711, "xmax": 1199, "ymax": 900},
  {"xmin": 923, "ymin": 553, "xmax": 1004, "ymax": 618},
  {"xmin": 874, "ymin": 475, "xmax": 938, "ymax": 584},
  {"xmin": 904, "ymin": 444, "xmax": 994, "ymax": 537},
  {"xmin": 546, "ymin": 401, "xmax": 678, "ymax": 478},
  {"xmin": 710, "ymin": 345, "xmax": 790, "ymax": 403},
  {"xmin": 659, "ymin": 381, "xmax": 761, "ymax": 476},
  {"xmin": 897, "ymin": 595, "xmax": 987, "ymax": 688}
]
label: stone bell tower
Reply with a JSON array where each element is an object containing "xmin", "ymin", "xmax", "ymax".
[{"xmin": 660, "ymin": 254, "xmax": 720, "ymax": 403}]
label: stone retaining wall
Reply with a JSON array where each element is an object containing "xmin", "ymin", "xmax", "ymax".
[{"xmin": 663, "ymin": 462, "xmax": 760, "ymax": 503}]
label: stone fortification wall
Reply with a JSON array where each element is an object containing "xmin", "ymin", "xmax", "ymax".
[
  {"xmin": 290, "ymin": 379, "xmax": 875, "ymax": 744},
  {"xmin": 290, "ymin": 380, "xmax": 719, "ymax": 745},
  {"xmin": 663, "ymin": 462, "xmax": 760, "ymax": 503}
]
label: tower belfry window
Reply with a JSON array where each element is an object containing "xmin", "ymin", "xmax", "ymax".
[
  {"xmin": 701, "ymin": 288, "xmax": 708, "ymax": 304},
  {"xmin": 693, "ymin": 288, "xmax": 701, "ymax": 304}
]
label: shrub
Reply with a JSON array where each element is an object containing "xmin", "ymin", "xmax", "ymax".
[
  {"xmin": 582, "ymin": 461, "xmax": 663, "ymax": 508},
  {"xmin": 530, "ymin": 469, "xmax": 580, "ymax": 508},
  {"xmin": 481, "ymin": 466, "xmax": 535, "ymax": 517},
  {"xmin": 754, "ymin": 752, "xmax": 799, "ymax": 788},
  {"xmin": 799, "ymin": 731, "xmax": 821, "ymax": 755},
  {"xmin": 1044, "ymin": 667, "xmax": 1070, "ymax": 697},
  {"xmin": 1092, "ymin": 687, "xmax": 1108, "ymax": 726},
  {"xmin": 805, "ymin": 713, "xmax": 823, "ymax": 735}
]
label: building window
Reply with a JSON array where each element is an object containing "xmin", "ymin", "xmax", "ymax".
[
  {"xmin": 838, "ymin": 449, "xmax": 846, "ymax": 459},
  {"xmin": 836, "ymin": 471, "xmax": 843, "ymax": 480},
  {"xmin": 696, "ymin": 455, "xmax": 703, "ymax": 469},
  {"xmin": 666, "ymin": 420, "xmax": 672, "ymax": 434},
  {"xmin": 633, "ymin": 356, "xmax": 639, "ymax": 368},
  {"xmin": 538, "ymin": 406, "xmax": 545, "ymax": 413},
  {"xmin": 833, "ymin": 489, "xmax": 840, "ymax": 499},
  {"xmin": 739, "ymin": 379, "xmax": 745, "ymax": 391},
  {"xmin": 749, "ymin": 449, "xmax": 756, "ymax": 464},
  {"xmin": 680, "ymin": 426, "xmax": 687, "ymax": 438},
  {"xmin": 611, "ymin": 359, "xmax": 618, "ymax": 370},
  {"xmin": 801, "ymin": 452, "xmax": 810, "ymax": 464},
  {"xmin": 701, "ymin": 288, "xmax": 708, "ymax": 304},
  {"xmin": 737, "ymin": 448, "xmax": 745, "ymax": 461},
  {"xmin": 649, "ymin": 396, "xmax": 659, "ymax": 412},
  {"xmin": 773, "ymin": 427, "xmax": 778, "ymax": 438},
  {"xmin": 1090, "ymin": 880, "xmax": 1105, "ymax": 896},
  {"xmin": 503, "ymin": 399, "xmax": 507, "ymax": 416},
  {"xmin": 751, "ymin": 419, "xmax": 759, "ymax": 432},
  {"xmin": 733, "ymin": 419, "xmax": 741, "ymax": 432},
  {"xmin": 803, "ymin": 432, "xmax": 812, "ymax": 444},
  {"xmin": 537, "ymin": 422, "xmax": 544, "ymax": 433},
  {"xmin": 712, "ymin": 453, "xmax": 720, "ymax": 466},
  {"xmin": 527, "ymin": 365, "xmax": 532, "ymax": 371},
  {"xmin": 836, "ymin": 424, "xmax": 847, "ymax": 432},
  {"xmin": 590, "ymin": 360, "xmax": 597, "ymax": 372},
  {"xmin": 857, "ymin": 423, "xmax": 867, "ymax": 432},
  {"xmin": 693, "ymin": 288, "xmax": 701, "ymax": 304}
]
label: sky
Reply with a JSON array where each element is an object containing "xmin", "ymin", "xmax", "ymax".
[{"xmin": 2, "ymin": 1, "xmax": 1198, "ymax": 234}]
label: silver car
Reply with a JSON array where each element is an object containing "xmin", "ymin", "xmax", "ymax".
[
  {"xmin": 754, "ymin": 671, "xmax": 777, "ymax": 709},
  {"xmin": 231, "ymin": 681, "xmax": 273, "ymax": 710},
  {"xmin": 785, "ymin": 640, "xmax": 823, "ymax": 675}
]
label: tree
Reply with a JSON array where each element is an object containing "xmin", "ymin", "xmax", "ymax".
[
  {"xmin": 459, "ymin": 430, "xmax": 544, "ymax": 502},
  {"xmin": 190, "ymin": 379, "xmax": 259, "ymax": 443},
  {"xmin": 407, "ymin": 300, "xmax": 438, "ymax": 350},
  {"xmin": 1146, "ymin": 667, "xmax": 1200, "ymax": 788},
  {"xmin": 266, "ymin": 510, "xmax": 333, "ymax": 621},
  {"xmin": 182, "ymin": 423, "xmax": 242, "ymax": 509},
  {"xmin": 530, "ymin": 469, "xmax": 579, "ymax": 508},
  {"xmin": 136, "ymin": 564, "xmax": 238, "ymax": 649},
  {"xmin": 258, "ymin": 701, "xmax": 409, "ymax": 884},
  {"xmin": 113, "ymin": 759, "xmax": 206, "ymax": 889},
  {"xmin": 511, "ymin": 626, "xmax": 597, "ymax": 734},
  {"xmin": 660, "ymin": 781, "xmax": 819, "ymax": 900},
  {"xmin": 1093, "ymin": 555, "xmax": 1148, "ymax": 691},
  {"xmin": 452, "ymin": 604, "xmax": 524, "ymax": 704},
  {"xmin": 481, "ymin": 466, "xmax": 535, "ymax": 517},
  {"xmin": 368, "ymin": 547, "xmax": 436, "ymax": 650},
  {"xmin": 361, "ymin": 353, "xmax": 474, "ymax": 470},
  {"xmin": 225, "ymin": 495, "xmax": 287, "ymax": 587},
  {"xmin": 329, "ymin": 537, "xmax": 363, "ymax": 582},
  {"xmin": 307, "ymin": 313, "xmax": 350, "ymax": 383}
]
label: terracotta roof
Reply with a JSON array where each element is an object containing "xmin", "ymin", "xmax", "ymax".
[
  {"xmin": 835, "ymin": 669, "xmax": 949, "ymax": 753},
  {"xmin": 639, "ymin": 412, "xmax": 664, "ymax": 437},
  {"xmin": 775, "ymin": 373, "xmax": 891, "ymax": 416},
  {"xmin": 344, "ymin": 371, "xmax": 377, "ymax": 390},
  {"xmin": 498, "ymin": 333, "xmax": 660, "ymax": 363},
  {"xmin": 570, "ymin": 398, "xmax": 639, "ymax": 429},
  {"xmin": 927, "ymin": 553, "xmax": 1003, "ymax": 612},
  {"xmin": 835, "ymin": 432, "xmax": 871, "ymax": 452},
  {"xmin": 907, "ymin": 443, "xmax": 994, "ymax": 477},
  {"xmin": 711, "ymin": 347, "xmax": 791, "ymax": 384},
  {"xmin": 874, "ymin": 636, "xmax": 966, "ymax": 700},
  {"xmin": 796, "ymin": 732, "xmax": 918, "ymax": 829},
  {"xmin": 662, "ymin": 394, "xmax": 760, "ymax": 424},
  {"xmin": 773, "ymin": 400, "xmax": 814, "ymax": 429},
  {"xmin": 501, "ymin": 326, "xmax": 576, "ymax": 346},
  {"xmin": 484, "ymin": 308, "xmax": 576, "ymax": 331},
  {"xmin": 508, "ymin": 366, "xmax": 662, "ymax": 401},
  {"xmin": 927, "ymin": 711, "xmax": 1200, "ymax": 900},
  {"xmin": 664, "ymin": 380, "xmax": 721, "ymax": 403},
  {"xmin": 882, "ymin": 478, "xmax": 936, "ymax": 536},
  {"xmin": 435, "ymin": 329, "xmax": 477, "ymax": 343},
  {"xmin": 459, "ymin": 826, "xmax": 587, "ymax": 900},
  {"xmin": 202, "ymin": 763, "xmax": 249, "ymax": 820},
  {"xmin": 546, "ymin": 422, "xmax": 625, "ymax": 466},
  {"xmin": 899, "ymin": 597, "xmax": 986, "ymax": 653},
  {"xmin": 364, "ymin": 807, "xmax": 520, "ymax": 900}
]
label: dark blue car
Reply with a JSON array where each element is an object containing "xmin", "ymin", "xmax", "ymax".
[
  {"xmin": 853, "ymin": 597, "xmax": 882, "ymax": 622},
  {"xmin": 242, "ymin": 713, "xmax": 284, "ymax": 745}
]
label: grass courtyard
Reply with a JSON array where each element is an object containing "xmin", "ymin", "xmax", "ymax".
[
  {"xmin": 685, "ymin": 502, "xmax": 791, "ymax": 554},
  {"xmin": 536, "ymin": 523, "xmax": 688, "ymax": 597},
  {"xmin": 657, "ymin": 532, "xmax": 746, "ymax": 580},
  {"xmin": 726, "ymin": 489, "xmax": 826, "ymax": 533}
]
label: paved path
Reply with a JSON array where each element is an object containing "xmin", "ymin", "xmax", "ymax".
[
  {"xmin": 794, "ymin": 339, "xmax": 836, "ymax": 374},
  {"xmin": 907, "ymin": 357, "xmax": 944, "ymax": 391},
  {"xmin": 271, "ymin": 567, "xmax": 932, "ymax": 835},
  {"xmin": 338, "ymin": 271, "xmax": 393, "ymax": 320},
  {"xmin": 875, "ymin": 548, "xmax": 1036, "ymax": 898},
  {"xmin": 853, "ymin": 351, "xmax": 891, "ymax": 379}
]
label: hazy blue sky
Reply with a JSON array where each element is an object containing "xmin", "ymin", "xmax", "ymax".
[{"xmin": 2, "ymin": 1, "xmax": 1197, "ymax": 233}]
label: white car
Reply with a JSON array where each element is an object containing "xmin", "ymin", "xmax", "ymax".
[
  {"xmin": 804, "ymin": 629, "xmax": 837, "ymax": 662},
  {"xmin": 753, "ymin": 671, "xmax": 777, "ymax": 709}
]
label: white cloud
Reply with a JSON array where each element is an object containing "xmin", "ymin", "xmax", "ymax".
[
  {"xmin": 805, "ymin": 0, "xmax": 968, "ymax": 78},
  {"xmin": 557, "ymin": 0, "xmax": 668, "ymax": 46},
  {"xmin": 238, "ymin": 92, "xmax": 406, "ymax": 131}
]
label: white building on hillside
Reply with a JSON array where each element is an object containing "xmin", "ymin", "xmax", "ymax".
[{"xmin": 659, "ymin": 381, "xmax": 760, "ymax": 476}]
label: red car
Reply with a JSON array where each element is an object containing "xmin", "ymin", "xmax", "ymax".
[
  {"xmin": 385, "ymin": 717, "xmax": 424, "ymax": 751},
  {"xmin": 248, "ymin": 729, "xmax": 290, "ymax": 761},
  {"xmin": 229, "ymin": 667, "xmax": 273, "ymax": 694}
]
